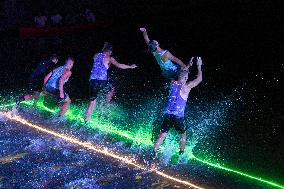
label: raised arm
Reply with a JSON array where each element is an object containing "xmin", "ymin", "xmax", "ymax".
[
  {"xmin": 186, "ymin": 57, "xmax": 203, "ymax": 88},
  {"xmin": 166, "ymin": 51, "xmax": 186, "ymax": 69},
  {"xmin": 139, "ymin": 28, "xmax": 150, "ymax": 44},
  {"xmin": 110, "ymin": 57, "xmax": 137, "ymax": 69},
  {"xmin": 59, "ymin": 70, "xmax": 72, "ymax": 98}
]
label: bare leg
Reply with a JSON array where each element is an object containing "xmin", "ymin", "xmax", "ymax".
[
  {"xmin": 17, "ymin": 92, "xmax": 40, "ymax": 106},
  {"xmin": 22, "ymin": 91, "xmax": 40, "ymax": 101},
  {"xmin": 106, "ymin": 87, "xmax": 115, "ymax": 102},
  {"xmin": 23, "ymin": 95, "xmax": 33, "ymax": 101},
  {"xmin": 59, "ymin": 97, "xmax": 71, "ymax": 116},
  {"xmin": 85, "ymin": 99, "xmax": 96, "ymax": 122},
  {"xmin": 33, "ymin": 91, "xmax": 41, "ymax": 107},
  {"xmin": 153, "ymin": 132, "xmax": 167, "ymax": 152},
  {"xmin": 180, "ymin": 132, "xmax": 187, "ymax": 152}
]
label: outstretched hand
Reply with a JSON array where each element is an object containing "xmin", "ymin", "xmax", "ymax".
[
  {"xmin": 197, "ymin": 57, "xmax": 202, "ymax": 66},
  {"xmin": 188, "ymin": 57, "xmax": 194, "ymax": 67},
  {"xmin": 182, "ymin": 57, "xmax": 194, "ymax": 71},
  {"xmin": 139, "ymin": 28, "xmax": 146, "ymax": 32},
  {"xmin": 130, "ymin": 64, "xmax": 137, "ymax": 69}
]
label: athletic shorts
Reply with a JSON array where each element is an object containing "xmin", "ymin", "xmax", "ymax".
[
  {"xmin": 46, "ymin": 86, "xmax": 69, "ymax": 103},
  {"xmin": 28, "ymin": 77, "xmax": 43, "ymax": 92},
  {"xmin": 106, "ymin": 82, "xmax": 114, "ymax": 93},
  {"xmin": 89, "ymin": 79, "xmax": 109, "ymax": 101},
  {"xmin": 161, "ymin": 114, "xmax": 187, "ymax": 134}
]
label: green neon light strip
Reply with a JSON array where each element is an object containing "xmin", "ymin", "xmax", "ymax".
[
  {"xmin": 0, "ymin": 101, "xmax": 283, "ymax": 189},
  {"xmin": 0, "ymin": 103, "xmax": 16, "ymax": 108},
  {"xmin": 193, "ymin": 157, "xmax": 284, "ymax": 189}
]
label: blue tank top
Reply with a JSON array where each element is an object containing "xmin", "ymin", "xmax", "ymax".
[
  {"xmin": 164, "ymin": 81, "xmax": 188, "ymax": 117},
  {"xmin": 153, "ymin": 50, "xmax": 178, "ymax": 72},
  {"xmin": 90, "ymin": 53, "xmax": 108, "ymax": 81},
  {"xmin": 46, "ymin": 66, "xmax": 68, "ymax": 89}
]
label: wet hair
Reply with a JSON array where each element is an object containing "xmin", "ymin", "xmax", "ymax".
[
  {"xmin": 148, "ymin": 40, "xmax": 158, "ymax": 52},
  {"xmin": 178, "ymin": 70, "xmax": 189, "ymax": 81},
  {"xmin": 102, "ymin": 42, "xmax": 113, "ymax": 52}
]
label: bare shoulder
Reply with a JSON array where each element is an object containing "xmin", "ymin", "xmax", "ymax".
[
  {"xmin": 110, "ymin": 56, "xmax": 117, "ymax": 63},
  {"xmin": 62, "ymin": 69, "xmax": 72, "ymax": 76},
  {"xmin": 183, "ymin": 84, "xmax": 192, "ymax": 91}
]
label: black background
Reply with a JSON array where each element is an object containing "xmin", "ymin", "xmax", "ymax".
[{"xmin": 0, "ymin": 0, "xmax": 283, "ymax": 185}]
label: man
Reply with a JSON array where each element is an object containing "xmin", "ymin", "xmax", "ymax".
[
  {"xmin": 43, "ymin": 57, "xmax": 74, "ymax": 117},
  {"xmin": 140, "ymin": 28, "xmax": 191, "ymax": 80},
  {"xmin": 85, "ymin": 42, "xmax": 137, "ymax": 123},
  {"xmin": 16, "ymin": 54, "xmax": 59, "ymax": 107},
  {"xmin": 34, "ymin": 12, "xmax": 47, "ymax": 27},
  {"xmin": 151, "ymin": 57, "xmax": 203, "ymax": 158},
  {"xmin": 50, "ymin": 13, "xmax": 63, "ymax": 25}
]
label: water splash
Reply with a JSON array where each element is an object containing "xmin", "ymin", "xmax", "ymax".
[{"xmin": 1, "ymin": 91, "xmax": 283, "ymax": 188}]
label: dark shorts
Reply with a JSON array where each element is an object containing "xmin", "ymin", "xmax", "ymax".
[
  {"xmin": 106, "ymin": 82, "xmax": 114, "ymax": 93},
  {"xmin": 89, "ymin": 79, "xmax": 109, "ymax": 101},
  {"xmin": 161, "ymin": 114, "xmax": 187, "ymax": 134},
  {"xmin": 46, "ymin": 86, "xmax": 69, "ymax": 103},
  {"xmin": 28, "ymin": 77, "xmax": 43, "ymax": 92}
]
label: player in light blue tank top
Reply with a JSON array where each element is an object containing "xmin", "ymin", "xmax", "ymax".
[
  {"xmin": 43, "ymin": 57, "xmax": 74, "ymax": 117},
  {"xmin": 151, "ymin": 57, "xmax": 203, "ymax": 159},
  {"xmin": 140, "ymin": 27, "xmax": 192, "ymax": 80},
  {"xmin": 46, "ymin": 66, "xmax": 67, "ymax": 89}
]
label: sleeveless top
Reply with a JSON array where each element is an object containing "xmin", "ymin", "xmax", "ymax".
[
  {"xmin": 153, "ymin": 50, "xmax": 178, "ymax": 72},
  {"xmin": 89, "ymin": 53, "xmax": 108, "ymax": 81},
  {"xmin": 164, "ymin": 81, "xmax": 189, "ymax": 117},
  {"xmin": 46, "ymin": 66, "xmax": 68, "ymax": 89}
]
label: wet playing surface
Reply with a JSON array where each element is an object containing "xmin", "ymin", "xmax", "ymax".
[{"xmin": 0, "ymin": 106, "xmax": 278, "ymax": 189}]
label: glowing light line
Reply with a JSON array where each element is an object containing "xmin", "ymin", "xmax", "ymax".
[
  {"xmin": 193, "ymin": 157, "xmax": 284, "ymax": 189},
  {"xmin": 1, "ymin": 101, "xmax": 284, "ymax": 188},
  {"xmin": 0, "ymin": 111, "xmax": 205, "ymax": 189},
  {"xmin": 0, "ymin": 103, "xmax": 16, "ymax": 109}
]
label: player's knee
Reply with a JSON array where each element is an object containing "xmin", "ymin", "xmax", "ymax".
[
  {"xmin": 161, "ymin": 132, "xmax": 167, "ymax": 138},
  {"xmin": 181, "ymin": 132, "xmax": 186, "ymax": 139},
  {"xmin": 65, "ymin": 97, "xmax": 71, "ymax": 104}
]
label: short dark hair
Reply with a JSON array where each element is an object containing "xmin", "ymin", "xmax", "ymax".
[
  {"xmin": 148, "ymin": 40, "xmax": 158, "ymax": 52},
  {"xmin": 50, "ymin": 54, "xmax": 58, "ymax": 60},
  {"xmin": 66, "ymin": 56, "xmax": 74, "ymax": 62},
  {"xmin": 102, "ymin": 42, "xmax": 112, "ymax": 52},
  {"xmin": 178, "ymin": 70, "xmax": 189, "ymax": 80}
]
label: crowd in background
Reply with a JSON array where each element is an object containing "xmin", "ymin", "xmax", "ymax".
[{"xmin": 34, "ymin": 8, "xmax": 96, "ymax": 27}]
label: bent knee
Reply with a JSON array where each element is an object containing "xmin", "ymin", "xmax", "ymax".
[{"xmin": 65, "ymin": 97, "xmax": 71, "ymax": 103}]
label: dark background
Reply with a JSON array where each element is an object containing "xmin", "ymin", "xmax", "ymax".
[{"xmin": 0, "ymin": 0, "xmax": 283, "ymax": 185}]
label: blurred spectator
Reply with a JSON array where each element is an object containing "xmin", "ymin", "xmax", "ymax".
[
  {"xmin": 84, "ymin": 9, "xmax": 95, "ymax": 23},
  {"xmin": 50, "ymin": 13, "xmax": 62, "ymax": 25},
  {"xmin": 34, "ymin": 12, "xmax": 47, "ymax": 27}
]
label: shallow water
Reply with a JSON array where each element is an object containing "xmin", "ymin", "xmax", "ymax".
[{"xmin": 0, "ymin": 89, "xmax": 283, "ymax": 188}]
